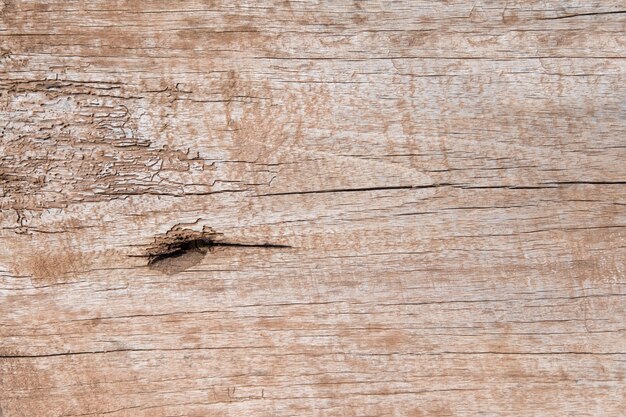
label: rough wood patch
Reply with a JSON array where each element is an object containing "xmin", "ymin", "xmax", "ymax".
[{"xmin": 1, "ymin": 1, "xmax": 625, "ymax": 416}]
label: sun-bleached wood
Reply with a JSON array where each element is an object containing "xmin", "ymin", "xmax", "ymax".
[{"xmin": 1, "ymin": 1, "xmax": 625, "ymax": 416}]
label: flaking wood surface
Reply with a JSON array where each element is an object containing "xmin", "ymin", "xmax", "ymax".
[{"xmin": 1, "ymin": 1, "xmax": 625, "ymax": 416}]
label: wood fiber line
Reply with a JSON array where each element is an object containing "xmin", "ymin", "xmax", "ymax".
[{"xmin": 1, "ymin": 1, "xmax": 625, "ymax": 416}]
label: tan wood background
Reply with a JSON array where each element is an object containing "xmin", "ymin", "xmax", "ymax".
[{"xmin": 1, "ymin": 1, "xmax": 625, "ymax": 415}]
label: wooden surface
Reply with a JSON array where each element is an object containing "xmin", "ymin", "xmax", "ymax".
[{"xmin": 1, "ymin": 1, "xmax": 625, "ymax": 415}]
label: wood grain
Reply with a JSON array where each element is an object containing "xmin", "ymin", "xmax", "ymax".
[{"xmin": 1, "ymin": 1, "xmax": 625, "ymax": 416}]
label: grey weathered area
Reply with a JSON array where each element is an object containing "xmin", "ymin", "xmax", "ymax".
[{"xmin": 1, "ymin": 1, "xmax": 625, "ymax": 416}]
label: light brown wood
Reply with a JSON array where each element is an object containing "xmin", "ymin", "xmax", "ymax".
[{"xmin": 1, "ymin": 1, "xmax": 625, "ymax": 416}]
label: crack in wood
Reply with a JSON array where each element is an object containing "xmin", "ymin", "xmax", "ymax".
[{"xmin": 143, "ymin": 226, "xmax": 290, "ymax": 274}]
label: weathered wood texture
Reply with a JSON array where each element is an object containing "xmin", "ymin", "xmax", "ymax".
[{"xmin": 1, "ymin": 1, "xmax": 625, "ymax": 416}]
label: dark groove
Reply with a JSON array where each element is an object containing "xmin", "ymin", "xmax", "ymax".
[
  {"xmin": 0, "ymin": 346, "xmax": 276, "ymax": 359},
  {"xmin": 539, "ymin": 10, "xmax": 626, "ymax": 20},
  {"xmin": 541, "ymin": 181, "xmax": 626, "ymax": 185},
  {"xmin": 0, "ymin": 349, "xmax": 623, "ymax": 359},
  {"xmin": 147, "ymin": 238, "xmax": 291, "ymax": 266},
  {"xmin": 256, "ymin": 184, "xmax": 449, "ymax": 197},
  {"xmin": 256, "ymin": 181, "xmax": 625, "ymax": 197}
]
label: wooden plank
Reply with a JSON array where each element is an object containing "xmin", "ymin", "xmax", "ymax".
[{"xmin": 1, "ymin": 1, "xmax": 625, "ymax": 416}]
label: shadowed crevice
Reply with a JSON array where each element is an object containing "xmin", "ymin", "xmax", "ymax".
[{"xmin": 144, "ymin": 226, "xmax": 290, "ymax": 274}]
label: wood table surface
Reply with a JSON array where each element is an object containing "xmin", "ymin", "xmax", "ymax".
[{"xmin": 1, "ymin": 1, "xmax": 625, "ymax": 416}]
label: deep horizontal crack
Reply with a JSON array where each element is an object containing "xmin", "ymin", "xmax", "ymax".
[
  {"xmin": 539, "ymin": 10, "xmax": 626, "ymax": 20},
  {"xmin": 137, "ymin": 226, "xmax": 291, "ymax": 274}
]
